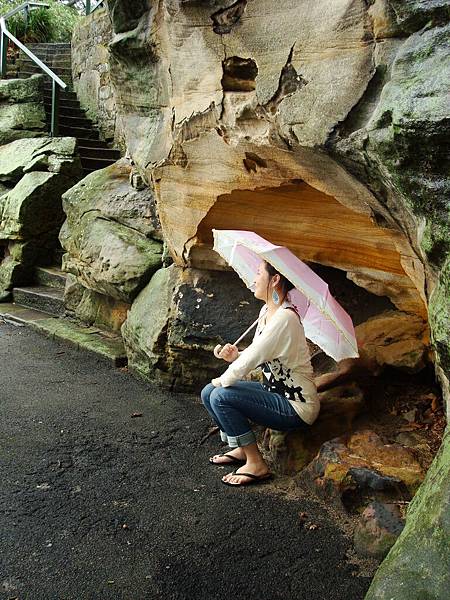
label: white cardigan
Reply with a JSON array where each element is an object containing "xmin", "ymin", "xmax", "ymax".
[{"xmin": 219, "ymin": 300, "xmax": 320, "ymax": 425}]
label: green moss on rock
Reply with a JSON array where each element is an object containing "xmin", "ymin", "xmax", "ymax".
[{"xmin": 365, "ymin": 428, "xmax": 450, "ymax": 600}]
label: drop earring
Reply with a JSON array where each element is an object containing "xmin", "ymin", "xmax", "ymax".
[{"xmin": 272, "ymin": 289, "xmax": 280, "ymax": 305}]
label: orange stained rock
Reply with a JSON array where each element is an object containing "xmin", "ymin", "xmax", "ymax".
[{"xmin": 197, "ymin": 182, "xmax": 405, "ymax": 274}]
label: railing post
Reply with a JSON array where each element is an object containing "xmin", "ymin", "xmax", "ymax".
[
  {"xmin": 86, "ymin": 0, "xmax": 91, "ymax": 16},
  {"xmin": 0, "ymin": 30, "xmax": 7, "ymax": 79},
  {"xmin": 23, "ymin": 5, "xmax": 30, "ymax": 31},
  {"xmin": 51, "ymin": 79, "xmax": 60, "ymax": 137}
]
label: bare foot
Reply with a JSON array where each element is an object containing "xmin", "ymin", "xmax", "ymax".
[
  {"xmin": 209, "ymin": 447, "xmax": 246, "ymax": 464},
  {"xmin": 222, "ymin": 461, "xmax": 271, "ymax": 485}
]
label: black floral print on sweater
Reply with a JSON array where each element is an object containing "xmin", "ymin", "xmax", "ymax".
[{"xmin": 260, "ymin": 359, "xmax": 306, "ymax": 403}]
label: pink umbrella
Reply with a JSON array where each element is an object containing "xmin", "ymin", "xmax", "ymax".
[{"xmin": 212, "ymin": 229, "xmax": 359, "ymax": 361}]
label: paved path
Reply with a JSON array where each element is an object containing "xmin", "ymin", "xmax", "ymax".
[{"xmin": 0, "ymin": 322, "xmax": 372, "ymax": 600}]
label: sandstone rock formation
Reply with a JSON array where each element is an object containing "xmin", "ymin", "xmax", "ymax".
[
  {"xmin": 365, "ymin": 428, "xmax": 450, "ymax": 600},
  {"xmin": 0, "ymin": 76, "xmax": 46, "ymax": 145},
  {"xmin": 264, "ymin": 383, "xmax": 366, "ymax": 473},
  {"xmin": 122, "ymin": 263, "xmax": 260, "ymax": 388},
  {"xmin": 353, "ymin": 501, "xmax": 405, "ymax": 560},
  {"xmin": 60, "ymin": 159, "xmax": 163, "ymax": 329},
  {"xmin": 0, "ymin": 137, "xmax": 82, "ymax": 299},
  {"xmin": 87, "ymin": 0, "xmax": 449, "ymax": 402},
  {"xmin": 301, "ymin": 429, "xmax": 424, "ymax": 507},
  {"xmin": 66, "ymin": 3, "xmax": 449, "ymax": 596}
]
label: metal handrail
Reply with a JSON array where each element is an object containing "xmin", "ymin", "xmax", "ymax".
[
  {"xmin": 0, "ymin": 3, "xmax": 66, "ymax": 137},
  {"xmin": 85, "ymin": 0, "xmax": 104, "ymax": 16},
  {"xmin": 2, "ymin": 2, "xmax": 49, "ymax": 20}
]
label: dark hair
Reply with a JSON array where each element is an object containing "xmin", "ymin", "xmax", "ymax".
[{"xmin": 264, "ymin": 261, "xmax": 295, "ymax": 299}]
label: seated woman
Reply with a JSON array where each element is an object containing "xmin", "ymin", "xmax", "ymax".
[{"xmin": 201, "ymin": 260, "xmax": 320, "ymax": 487}]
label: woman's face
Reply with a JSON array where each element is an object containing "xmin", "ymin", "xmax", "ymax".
[{"xmin": 254, "ymin": 261, "xmax": 270, "ymax": 301}]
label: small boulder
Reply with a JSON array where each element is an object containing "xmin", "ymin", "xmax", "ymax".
[
  {"xmin": 354, "ymin": 501, "xmax": 405, "ymax": 560},
  {"xmin": 265, "ymin": 382, "xmax": 366, "ymax": 474},
  {"xmin": 300, "ymin": 430, "xmax": 424, "ymax": 511},
  {"xmin": 0, "ymin": 76, "xmax": 46, "ymax": 145}
]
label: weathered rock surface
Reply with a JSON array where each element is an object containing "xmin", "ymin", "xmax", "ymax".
[
  {"xmin": 356, "ymin": 310, "xmax": 430, "ymax": 372},
  {"xmin": 331, "ymin": 17, "xmax": 450, "ymax": 404},
  {"xmin": 0, "ymin": 76, "xmax": 46, "ymax": 145},
  {"xmin": 353, "ymin": 501, "xmax": 405, "ymax": 560},
  {"xmin": 122, "ymin": 264, "xmax": 260, "ymax": 390},
  {"xmin": 71, "ymin": 7, "xmax": 119, "ymax": 145},
  {"xmin": 60, "ymin": 159, "xmax": 163, "ymax": 305},
  {"xmin": 0, "ymin": 137, "xmax": 82, "ymax": 297},
  {"xmin": 101, "ymin": 0, "xmax": 449, "ymax": 402},
  {"xmin": 64, "ymin": 273, "xmax": 130, "ymax": 332},
  {"xmin": 265, "ymin": 383, "xmax": 366, "ymax": 474},
  {"xmin": 300, "ymin": 430, "xmax": 424, "ymax": 511},
  {"xmin": 365, "ymin": 428, "xmax": 450, "ymax": 600}
]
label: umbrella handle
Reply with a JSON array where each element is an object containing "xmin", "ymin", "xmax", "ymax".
[{"xmin": 214, "ymin": 316, "xmax": 262, "ymax": 360}]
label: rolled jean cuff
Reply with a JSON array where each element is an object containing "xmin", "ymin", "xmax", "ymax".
[
  {"xmin": 220, "ymin": 430, "xmax": 228, "ymax": 443},
  {"xmin": 225, "ymin": 429, "xmax": 256, "ymax": 448}
]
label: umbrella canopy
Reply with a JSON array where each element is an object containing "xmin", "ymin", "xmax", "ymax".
[{"xmin": 212, "ymin": 229, "xmax": 359, "ymax": 362}]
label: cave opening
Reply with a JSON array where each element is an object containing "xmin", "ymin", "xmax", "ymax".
[
  {"xmin": 222, "ymin": 56, "xmax": 258, "ymax": 92},
  {"xmin": 192, "ymin": 180, "xmax": 444, "ymax": 475}
]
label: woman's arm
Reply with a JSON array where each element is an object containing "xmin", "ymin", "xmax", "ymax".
[{"xmin": 219, "ymin": 311, "xmax": 295, "ymax": 387}]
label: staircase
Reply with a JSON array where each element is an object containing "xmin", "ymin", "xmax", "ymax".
[
  {"xmin": 13, "ymin": 266, "xmax": 66, "ymax": 317},
  {"xmin": 1, "ymin": 43, "xmax": 126, "ymax": 364},
  {"xmin": 10, "ymin": 43, "xmax": 121, "ymax": 177}
]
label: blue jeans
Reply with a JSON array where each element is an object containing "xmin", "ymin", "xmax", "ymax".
[{"xmin": 201, "ymin": 380, "xmax": 308, "ymax": 448}]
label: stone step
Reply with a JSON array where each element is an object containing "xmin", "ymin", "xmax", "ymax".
[
  {"xmin": 20, "ymin": 57, "xmax": 72, "ymax": 69},
  {"xmin": 44, "ymin": 105, "xmax": 86, "ymax": 119},
  {"xmin": 17, "ymin": 63, "xmax": 72, "ymax": 75},
  {"xmin": 26, "ymin": 44, "xmax": 71, "ymax": 54},
  {"xmin": 80, "ymin": 156, "xmax": 117, "ymax": 171},
  {"xmin": 78, "ymin": 146, "xmax": 121, "ymax": 160},
  {"xmin": 18, "ymin": 69, "xmax": 72, "ymax": 83},
  {"xmin": 46, "ymin": 113, "xmax": 92, "ymax": 129},
  {"xmin": 44, "ymin": 97, "xmax": 81, "ymax": 110},
  {"xmin": 34, "ymin": 266, "xmax": 67, "ymax": 290},
  {"xmin": 0, "ymin": 303, "xmax": 127, "ymax": 367},
  {"xmin": 13, "ymin": 286, "xmax": 65, "ymax": 316},
  {"xmin": 76, "ymin": 137, "xmax": 109, "ymax": 149},
  {"xmin": 43, "ymin": 90, "xmax": 77, "ymax": 101},
  {"xmin": 58, "ymin": 125, "xmax": 99, "ymax": 139}
]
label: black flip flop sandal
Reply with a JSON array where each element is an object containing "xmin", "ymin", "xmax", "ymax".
[
  {"xmin": 209, "ymin": 452, "xmax": 246, "ymax": 466},
  {"xmin": 222, "ymin": 471, "xmax": 274, "ymax": 487}
]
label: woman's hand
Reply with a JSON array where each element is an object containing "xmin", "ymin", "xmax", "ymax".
[
  {"xmin": 215, "ymin": 343, "xmax": 239, "ymax": 363},
  {"xmin": 211, "ymin": 377, "xmax": 222, "ymax": 387}
]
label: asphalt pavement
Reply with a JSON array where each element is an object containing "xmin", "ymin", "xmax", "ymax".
[{"xmin": 0, "ymin": 322, "xmax": 372, "ymax": 600}]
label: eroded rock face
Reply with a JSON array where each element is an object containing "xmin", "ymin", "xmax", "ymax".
[
  {"xmin": 60, "ymin": 159, "xmax": 163, "ymax": 306},
  {"xmin": 0, "ymin": 76, "xmax": 46, "ymax": 145},
  {"xmin": 301, "ymin": 430, "xmax": 424, "ymax": 509},
  {"xmin": 0, "ymin": 137, "xmax": 82, "ymax": 298},
  {"xmin": 75, "ymin": 2, "xmax": 449, "ymax": 596},
  {"xmin": 265, "ymin": 383, "xmax": 366, "ymax": 474},
  {"xmin": 365, "ymin": 428, "xmax": 450, "ymax": 600},
  {"xmin": 353, "ymin": 501, "xmax": 405, "ymax": 560},
  {"xmin": 100, "ymin": 0, "xmax": 449, "ymax": 404},
  {"xmin": 122, "ymin": 264, "xmax": 260, "ymax": 390}
]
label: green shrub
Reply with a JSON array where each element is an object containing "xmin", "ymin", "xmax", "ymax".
[{"xmin": 0, "ymin": 1, "xmax": 80, "ymax": 42}]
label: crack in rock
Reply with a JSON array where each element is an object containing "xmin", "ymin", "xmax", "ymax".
[{"xmin": 265, "ymin": 45, "xmax": 308, "ymax": 115}]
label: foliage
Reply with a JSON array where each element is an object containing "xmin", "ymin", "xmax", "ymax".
[{"xmin": 0, "ymin": 0, "xmax": 80, "ymax": 42}]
